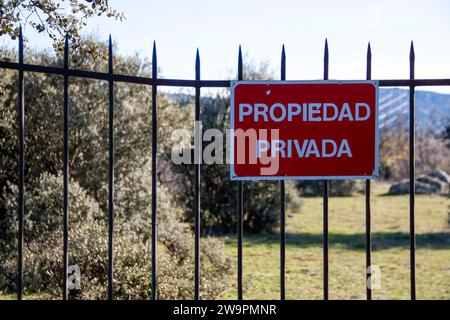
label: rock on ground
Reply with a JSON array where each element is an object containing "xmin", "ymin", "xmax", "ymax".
[{"xmin": 388, "ymin": 170, "xmax": 450, "ymax": 195}]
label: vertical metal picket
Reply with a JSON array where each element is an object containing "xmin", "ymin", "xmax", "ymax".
[
  {"xmin": 365, "ymin": 42, "xmax": 372, "ymax": 301},
  {"xmin": 409, "ymin": 41, "xmax": 416, "ymax": 300},
  {"xmin": 280, "ymin": 45, "xmax": 286, "ymax": 301},
  {"xmin": 107, "ymin": 36, "xmax": 115, "ymax": 300},
  {"xmin": 322, "ymin": 39, "xmax": 329, "ymax": 301},
  {"xmin": 17, "ymin": 26, "xmax": 25, "ymax": 301},
  {"xmin": 194, "ymin": 49, "xmax": 201, "ymax": 300},
  {"xmin": 63, "ymin": 35, "xmax": 69, "ymax": 300},
  {"xmin": 237, "ymin": 45, "xmax": 244, "ymax": 300},
  {"xmin": 151, "ymin": 41, "xmax": 158, "ymax": 301}
]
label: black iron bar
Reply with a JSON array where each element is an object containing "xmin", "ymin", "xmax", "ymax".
[
  {"xmin": 323, "ymin": 39, "xmax": 329, "ymax": 301},
  {"xmin": 17, "ymin": 26, "xmax": 24, "ymax": 301},
  {"xmin": 280, "ymin": 44, "xmax": 286, "ymax": 301},
  {"xmin": 151, "ymin": 41, "xmax": 158, "ymax": 301},
  {"xmin": 237, "ymin": 45, "xmax": 243, "ymax": 300},
  {"xmin": 0, "ymin": 60, "xmax": 448, "ymax": 88},
  {"xmin": 365, "ymin": 42, "xmax": 372, "ymax": 301},
  {"xmin": 107, "ymin": 36, "xmax": 115, "ymax": 300},
  {"xmin": 63, "ymin": 35, "xmax": 69, "ymax": 301},
  {"xmin": 194, "ymin": 49, "xmax": 201, "ymax": 300},
  {"xmin": 409, "ymin": 41, "xmax": 416, "ymax": 301}
]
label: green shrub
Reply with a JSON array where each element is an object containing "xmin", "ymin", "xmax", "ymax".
[
  {"xmin": 0, "ymin": 173, "xmax": 231, "ymax": 299},
  {"xmin": 296, "ymin": 180, "xmax": 359, "ymax": 197}
]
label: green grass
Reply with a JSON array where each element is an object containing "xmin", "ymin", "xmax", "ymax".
[
  {"xmin": 0, "ymin": 293, "xmax": 50, "ymax": 300},
  {"xmin": 219, "ymin": 182, "xmax": 450, "ymax": 300}
]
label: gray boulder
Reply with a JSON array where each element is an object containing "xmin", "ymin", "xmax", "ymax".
[
  {"xmin": 388, "ymin": 179, "xmax": 445, "ymax": 195},
  {"xmin": 388, "ymin": 170, "xmax": 450, "ymax": 195},
  {"xmin": 417, "ymin": 175, "xmax": 449, "ymax": 194},
  {"xmin": 427, "ymin": 170, "xmax": 450, "ymax": 184},
  {"xmin": 388, "ymin": 180, "xmax": 410, "ymax": 195}
]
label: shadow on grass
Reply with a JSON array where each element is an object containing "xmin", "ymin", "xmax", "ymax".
[{"xmin": 238, "ymin": 232, "xmax": 450, "ymax": 250}]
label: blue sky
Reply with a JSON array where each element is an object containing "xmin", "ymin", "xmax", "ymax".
[{"xmin": 5, "ymin": 0, "xmax": 450, "ymax": 93}]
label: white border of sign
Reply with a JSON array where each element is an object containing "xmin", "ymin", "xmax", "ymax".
[{"xmin": 230, "ymin": 80, "xmax": 379, "ymax": 181}]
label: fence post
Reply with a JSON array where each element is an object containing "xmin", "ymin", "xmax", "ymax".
[
  {"xmin": 151, "ymin": 41, "xmax": 158, "ymax": 301},
  {"xmin": 365, "ymin": 42, "xmax": 372, "ymax": 301},
  {"xmin": 107, "ymin": 35, "xmax": 115, "ymax": 300},
  {"xmin": 63, "ymin": 34, "xmax": 70, "ymax": 300},
  {"xmin": 17, "ymin": 25, "xmax": 25, "ymax": 301},
  {"xmin": 323, "ymin": 39, "xmax": 329, "ymax": 301},
  {"xmin": 194, "ymin": 49, "xmax": 201, "ymax": 300},
  {"xmin": 409, "ymin": 41, "xmax": 416, "ymax": 300},
  {"xmin": 237, "ymin": 45, "xmax": 244, "ymax": 300},
  {"xmin": 280, "ymin": 44, "xmax": 286, "ymax": 301}
]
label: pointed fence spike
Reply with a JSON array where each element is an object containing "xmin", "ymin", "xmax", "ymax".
[
  {"xmin": 152, "ymin": 41, "xmax": 157, "ymax": 56},
  {"xmin": 18, "ymin": 25, "xmax": 23, "ymax": 63},
  {"xmin": 366, "ymin": 42, "xmax": 372, "ymax": 80},
  {"xmin": 238, "ymin": 45, "xmax": 242, "ymax": 63},
  {"xmin": 64, "ymin": 34, "xmax": 69, "ymax": 68},
  {"xmin": 238, "ymin": 45, "xmax": 243, "ymax": 80},
  {"xmin": 108, "ymin": 35, "xmax": 113, "ymax": 73},
  {"xmin": 323, "ymin": 39, "xmax": 329, "ymax": 80},
  {"xmin": 195, "ymin": 48, "xmax": 200, "ymax": 80},
  {"xmin": 410, "ymin": 41, "xmax": 415, "ymax": 79},
  {"xmin": 281, "ymin": 44, "xmax": 286, "ymax": 80},
  {"xmin": 152, "ymin": 41, "xmax": 157, "ymax": 78}
]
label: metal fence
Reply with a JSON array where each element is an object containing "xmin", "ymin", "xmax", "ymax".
[{"xmin": 1, "ymin": 28, "xmax": 449, "ymax": 300}]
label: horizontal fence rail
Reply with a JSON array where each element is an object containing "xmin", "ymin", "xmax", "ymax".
[
  {"xmin": 1, "ymin": 60, "xmax": 450, "ymax": 88},
  {"xmin": 2, "ymin": 30, "xmax": 449, "ymax": 300}
]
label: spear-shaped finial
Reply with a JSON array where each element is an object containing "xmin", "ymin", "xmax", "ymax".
[
  {"xmin": 281, "ymin": 44, "xmax": 286, "ymax": 80},
  {"xmin": 64, "ymin": 34, "xmax": 69, "ymax": 69},
  {"xmin": 238, "ymin": 45, "xmax": 243, "ymax": 80},
  {"xmin": 152, "ymin": 40, "xmax": 157, "ymax": 79},
  {"xmin": 108, "ymin": 35, "xmax": 113, "ymax": 73},
  {"xmin": 324, "ymin": 38, "xmax": 329, "ymax": 80},
  {"xmin": 409, "ymin": 41, "xmax": 415, "ymax": 79},
  {"xmin": 195, "ymin": 48, "xmax": 200, "ymax": 80},
  {"xmin": 409, "ymin": 41, "xmax": 415, "ymax": 61},
  {"xmin": 366, "ymin": 42, "xmax": 372, "ymax": 80},
  {"xmin": 18, "ymin": 25, "xmax": 23, "ymax": 63}
]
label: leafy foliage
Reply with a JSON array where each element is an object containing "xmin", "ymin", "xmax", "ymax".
[
  {"xmin": 296, "ymin": 180, "xmax": 359, "ymax": 197},
  {"xmin": 0, "ymin": 0, "xmax": 123, "ymax": 60},
  {"xmin": 0, "ymin": 173, "xmax": 231, "ymax": 299}
]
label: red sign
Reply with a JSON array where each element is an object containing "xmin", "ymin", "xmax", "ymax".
[{"xmin": 230, "ymin": 81, "xmax": 379, "ymax": 180}]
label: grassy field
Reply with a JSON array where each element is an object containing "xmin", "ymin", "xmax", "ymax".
[{"xmin": 220, "ymin": 182, "xmax": 449, "ymax": 300}]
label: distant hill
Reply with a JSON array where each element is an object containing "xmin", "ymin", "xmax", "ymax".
[{"xmin": 379, "ymin": 88, "xmax": 450, "ymax": 133}]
